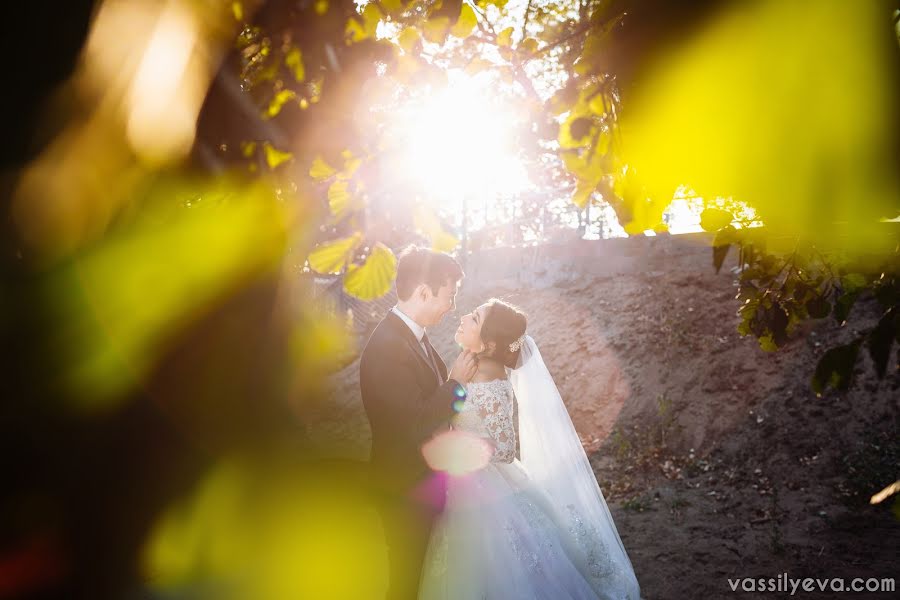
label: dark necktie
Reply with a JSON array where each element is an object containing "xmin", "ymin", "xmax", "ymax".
[{"xmin": 421, "ymin": 333, "xmax": 442, "ymax": 384}]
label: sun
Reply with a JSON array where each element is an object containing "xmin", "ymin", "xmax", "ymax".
[{"xmin": 385, "ymin": 71, "xmax": 529, "ymax": 215}]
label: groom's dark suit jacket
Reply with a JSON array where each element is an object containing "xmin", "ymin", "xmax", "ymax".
[{"xmin": 360, "ymin": 311, "xmax": 459, "ymax": 493}]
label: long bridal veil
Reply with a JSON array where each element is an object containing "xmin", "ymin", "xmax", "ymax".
[{"xmin": 510, "ymin": 336, "xmax": 641, "ymax": 599}]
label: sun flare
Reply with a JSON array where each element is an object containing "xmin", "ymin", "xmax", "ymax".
[{"xmin": 387, "ymin": 72, "xmax": 529, "ymax": 214}]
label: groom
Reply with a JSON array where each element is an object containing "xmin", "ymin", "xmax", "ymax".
[{"xmin": 360, "ymin": 245, "xmax": 477, "ymax": 600}]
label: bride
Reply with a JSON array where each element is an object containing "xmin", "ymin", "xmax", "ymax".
[{"xmin": 418, "ymin": 299, "xmax": 641, "ymax": 599}]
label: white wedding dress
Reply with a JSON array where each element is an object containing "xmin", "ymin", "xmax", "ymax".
[{"xmin": 419, "ymin": 338, "xmax": 641, "ymax": 600}]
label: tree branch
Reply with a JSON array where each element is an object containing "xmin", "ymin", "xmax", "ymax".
[
  {"xmin": 523, "ymin": 20, "xmax": 593, "ymax": 64},
  {"xmin": 522, "ymin": 0, "xmax": 534, "ymax": 37}
]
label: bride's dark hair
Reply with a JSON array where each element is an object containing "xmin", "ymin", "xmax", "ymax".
[{"xmin": 480, "ymin": 299, "xmax": 527, "ymax": 369}]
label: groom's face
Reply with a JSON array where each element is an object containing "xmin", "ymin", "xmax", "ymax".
[{"xmin": 422, "ymin": 278, "xmax": 459, "ymax": 326}]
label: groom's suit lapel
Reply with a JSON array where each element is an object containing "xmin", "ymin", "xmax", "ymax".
[{"xmin": 385, "ymin": 312, "xmax": 442, "ymax": 382}]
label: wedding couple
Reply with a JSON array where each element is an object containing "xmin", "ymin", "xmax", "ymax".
[{"xmin": 360, "ymin": 246, "xmax": 641, "ymax": 600}]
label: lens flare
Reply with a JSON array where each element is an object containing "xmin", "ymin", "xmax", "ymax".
[{"xmin": 421, "ymin": 429, "xmax": 492, "ymax": 475}]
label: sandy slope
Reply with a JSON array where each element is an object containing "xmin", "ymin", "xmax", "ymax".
[{"xmin": 313, "ymin": 234, "xmax": 899, "ymax": 599}]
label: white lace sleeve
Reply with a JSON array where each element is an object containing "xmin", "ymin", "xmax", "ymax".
[{"xmin": 468, "ymin": 381, "xmax": 517, "ymax": 463}]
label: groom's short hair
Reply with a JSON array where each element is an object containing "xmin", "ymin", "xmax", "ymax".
[{"xmin": 395, "ymin": 246, "xmax": 463, "ymax": 301}]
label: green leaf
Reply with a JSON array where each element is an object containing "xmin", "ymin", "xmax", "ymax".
[
  {"xmin": 699, "ymin": 208, "xmax": 734, "ymax": 232},
  {"xmin": 344, "ymin": 244, "xmax": 397, "ymax": 300},
  {"xmin": 840, "ymin": 273, "xmax": 867, "ymax": 294},
  {"xmin": 766, "ymin": 301, "xmax": 790, "ymax": 346},
  {"xmin": 811, "ymin": 339, "xmax": 862, "ymax": 395},
  {"xmin": 308, "ymin": 234, "xmax": 362, "ymax": 275},
  {"xmin": 867, "ymin": 308, "xmax": 897, "ymax": 378},
  {"xmin": 805, "ymin": 297, "xmax": 831, "ymax": 319},
  {"xmin": 758, "ymin": 334, "xmax": 778, "ymax": 352},
  {"xmin": 737, "ymin": 282, "xmax": 759, "ymax": 302},
  {"xmin": 834, "ymin": 290, "xmax": 859, "ymax": 325},
  {"xmin": 712, "ymin": 225, "xmax": 736, "ymax": 273}
]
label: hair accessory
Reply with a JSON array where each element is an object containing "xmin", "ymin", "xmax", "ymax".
[{"xmin": 508, "ymin": 334, "xmax": 526, "ymax": 352}]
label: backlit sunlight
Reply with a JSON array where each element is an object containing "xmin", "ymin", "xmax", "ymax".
[{"xmin": 386, "ymin": 71, "xmax": 530, "ymax": 217}]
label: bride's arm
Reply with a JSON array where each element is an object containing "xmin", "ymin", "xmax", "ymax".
[{"xmin": 476, "ymin": 386, "xmax": 516, "ymax": 463}]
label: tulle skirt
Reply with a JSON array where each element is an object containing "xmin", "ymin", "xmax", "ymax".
[{"xmin": 419, "ymin": 459, "xmax": 610, "ymax": 600}]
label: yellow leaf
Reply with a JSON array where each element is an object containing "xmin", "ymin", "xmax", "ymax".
[
  {"xmin": 263, "ymin": 143, "xmax": 293, "ymax": 169},
  {"xmin": 381, "ymin": 0, "xmax": 403, "ymax": 14},
  {"xmin": 559, "ymin": 113, "xmax": 592, "ymax": 149},
  {"xmin": 285, "ymin": 48, "xmax": 305, "ymax": 82},
  {"xmin": 240, "ymin": 141, "xmax": 256, "ymax": 158},
  {"xmin": 345, "ymin": 18, "xmax": 365, "ymax": 43},
  {"xmin": 573, "ymin": 57, "xmax": 592, "ymax": 76},
  {"xmin": 414, "ymin": 205, "xmax": 459, "ymax": 252},
  {"xmin": 450, "ymin": 4, "xmax": 477, "ymax": 39},
  {"xmin": 496, "ymin": 26, "xmax": 514, "ymax": 47},
  {"xmin": 562, "ymin": 151, "xmax": 587, "ymax": 179},
  {"xmin": 588, "ymin": 92, "xmax": 608, "ymax": 116},
  {"xmin": 423, "ymin": 17, "xmax": 450, "ymax": 45},
  {"xmin": 327, "ymin": 181, "xmax": 351, "ymax": 217},
  {"xmin": 432, "ymin": 230, "xmax": 460, "ymax": 253},
  {"xmin": 336, "ymin": 151, "xmax": 363, "ymax": 180},
  {"xmin": 265, "ymin": 89, "xmax": 296, "ymax": 119},
  {"xmin": 309, "ymin": 156, "xmax": 336, "ymax": 180},
  {"xmin": 398, "ymin": 27, "xmax": 420, "ymax": 53},
  {"xmin": 520, "ymin": 37, "xmax": 538, "ymax": 54},
  {"xmin": 345, "ymin": 4, "xmax": 382, "ymax": 43},
  {"xmin": 464, "ymin": 57, "xmax": 495, "ymax": 75},
  {"xmin": 498, "ymin": 66, "xmax": 515, "ymax": 84},
  {"xmin": 344, "ymin": 244, "xmax": 397, "ymax": 300},
  {"xmin": 328, "ymin": 180, "xmax": 363, "ymax": 218},
  {"xmin": 573, "ymin": 179, "xmax": 594, "ymax": 209},
  {"xmin": 308, "ymin": 233, "xmax": 362, "ymax": 275}
]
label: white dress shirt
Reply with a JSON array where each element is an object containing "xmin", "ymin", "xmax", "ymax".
[{"xmin": 392, "ymin": 306, "xmax": 426, "ymax": 346}]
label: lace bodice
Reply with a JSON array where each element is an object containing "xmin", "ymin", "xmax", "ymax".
[{"xmin": 452, "ymin": 379, "xmax": 516, "ymax": 463}]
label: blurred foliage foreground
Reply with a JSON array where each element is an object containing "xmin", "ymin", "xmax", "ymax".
[{"xmin": 1, "ymin": 0, "xmax": 899, "ymax": 598}]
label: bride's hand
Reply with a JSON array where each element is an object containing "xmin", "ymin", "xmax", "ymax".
[{"xmin": 449, "ymin": 349, "xmax": 478, "ymax": 384}]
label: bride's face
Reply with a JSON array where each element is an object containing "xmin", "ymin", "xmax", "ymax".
[{"xmin": 455, "ymin": 304, "xmax": 489, "ymax": 352}]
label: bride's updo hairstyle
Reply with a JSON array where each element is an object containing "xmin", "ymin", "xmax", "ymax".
[{"xmin": 480, "ymin": 299, "xmax": 527, "ymax": 369}]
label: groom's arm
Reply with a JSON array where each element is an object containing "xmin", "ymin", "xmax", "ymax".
[{"xmin": 361, "ymin": 349, "xmax": 460, "ymax": 446}]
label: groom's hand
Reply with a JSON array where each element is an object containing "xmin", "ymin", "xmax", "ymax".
[{"xmin": 449, "ymin": 349, "xmax": 478, "ymax": 384}]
